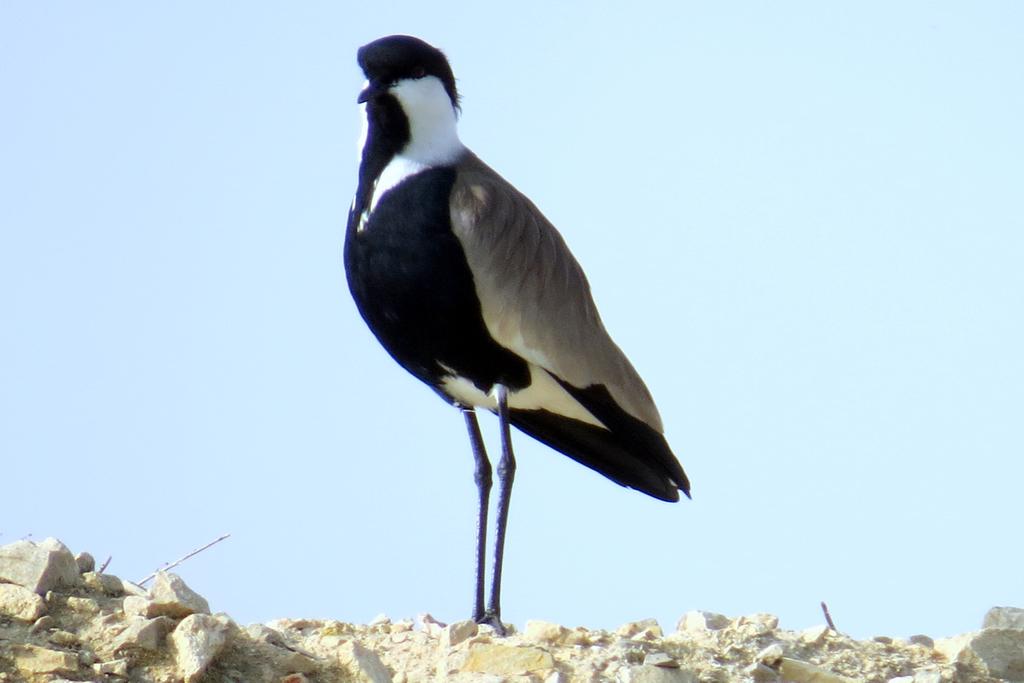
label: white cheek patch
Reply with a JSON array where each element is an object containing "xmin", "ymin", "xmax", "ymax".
[{"xmin": 390, "ymin": 76, "xmax": 464, "ymax": 166}]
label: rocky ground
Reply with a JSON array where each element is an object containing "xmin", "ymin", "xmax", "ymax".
[{"xmin": 1, "ymin": 539, "xmax": 1022, "ymax": 682}]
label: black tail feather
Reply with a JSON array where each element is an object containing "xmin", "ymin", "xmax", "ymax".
[{"xmin": 508, "ymin": 396, "xmax": 689, "ymax": 503}]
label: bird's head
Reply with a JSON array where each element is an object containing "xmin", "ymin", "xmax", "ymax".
[
  {"xmin": 356, "ymin": 35, "xmax": 463, "ymax": 166},
  {"xmin": 357, "ymin": 35, "xmax": 459, "ymax": 112}
]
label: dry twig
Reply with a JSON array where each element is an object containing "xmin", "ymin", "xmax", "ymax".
[
  {"xmin": 136, "ymin": 533, "xmax": 231, "ymax": 586},
  {"xmin": 98, "ymin": 555, "xmax": 112, "ymax": 573},
  {"xmin": 820, "ymin": 601, "xmax": 837, "ymax": 631}
]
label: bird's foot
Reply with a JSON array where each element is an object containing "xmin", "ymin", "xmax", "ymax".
[{"xmin": 475, "ymin": 611, "xmax": 508, "ymax": 636}]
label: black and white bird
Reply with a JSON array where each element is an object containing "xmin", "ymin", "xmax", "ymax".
[{"xmin": 344, "ymin": 35, "xmax": 690, "ymax": 632}]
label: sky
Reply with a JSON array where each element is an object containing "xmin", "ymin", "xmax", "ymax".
[{"xmin": 2, "ymin": 2, "xmax": 1022, "ymax": 642}]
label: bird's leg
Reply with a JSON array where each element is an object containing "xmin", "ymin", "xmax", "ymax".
[
  {"xmin": 483, "ymin": 384, "xmax": 516, "ymax": 635},
  {"xmin": 462, "ymin": 407, "xmax": 491, "ymax": 623}
]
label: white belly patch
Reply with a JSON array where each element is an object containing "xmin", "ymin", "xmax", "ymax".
[{"xmin": 441, "ymin": 364, "xmax": 603, "ymax": 428}]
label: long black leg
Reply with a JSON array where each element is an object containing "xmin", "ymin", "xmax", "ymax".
[
  {"xmin": 483, "ymin": 384, "xmax": 515, "ymax": 634},
  {"xmin": 462, "ymin": 408, "xmax": 491, "ymax": 623}
]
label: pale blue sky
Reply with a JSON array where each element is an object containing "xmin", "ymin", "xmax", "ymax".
[{"xmin": 2, "ymin": 2, "xmax": 1022, "ymax": 640}]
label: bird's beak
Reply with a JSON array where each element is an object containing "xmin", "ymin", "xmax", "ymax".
[{"xmin": 357, "ymin": 80, "xmax": 386, "ymax": 104}]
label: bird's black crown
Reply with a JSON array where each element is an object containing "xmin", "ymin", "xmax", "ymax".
[{"xmin": 357, "ymin": 35, "xmax": 459, "ymax": 108}]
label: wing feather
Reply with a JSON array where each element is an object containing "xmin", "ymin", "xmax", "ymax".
[{"xmin": 449, "ymin": 152, "xmax": 665, "ymax": 432}]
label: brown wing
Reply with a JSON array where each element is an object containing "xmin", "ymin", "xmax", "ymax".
[{"xmin": 449, "ymin": 151, "xmax": 665, "ymax": 433}]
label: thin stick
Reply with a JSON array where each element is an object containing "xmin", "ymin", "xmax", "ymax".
[
  {"xmin": 820, "ymin": 601, "xmax": 837, "ymax": 631},
  {"xmin": 98, "ymin": 555, "xmax": 112, "ymax": 574},
  {"xmin": 137, "ymin": 533, "xmax": 231, "ymax": 586}
]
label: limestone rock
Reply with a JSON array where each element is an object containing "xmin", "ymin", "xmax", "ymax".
[
  {"xmin": 337, "ymin": 640, "xmax": 392, "ymax": 683},
  {"xmin": 246, "ymin": 624, "xmax": 319, "ymax": 674},
  {"xmin": 617, "ymin": 664, "xmax": 698, "ymax": 683},
  {"xmin": 677, "ymin": 610, "xmax": 730, "ymax": 632},
  {"xmin": 746, "ymin": 662, "xmax": 780, "ymax": 682},
  {"xmin": 618, "ymin": 618, "xmax": 663, "ymax": 638},
  {"xmin": 938, "ymin": 628, "xmax": 1024, "ymax": 680},
  {"xmin": 800, "ymin": 624, "xmax": 830, "ymax": 644},
  {"xmin": 75, "ymin": 551, "xmax": 95, "ymax": 574},
  {"xmin": 66, "ymin": 595, "xmax": 99, "ymax": 615},
  {"xmin": 984, "ymin": 606, "xmax": 1024, "ymax": 630},
  {"xmin": 756, "ymin": 643, "xmax": 784, "ymax": 666},
  {"xmin": 525, "ymin": 619, "xmax": 570, "ymax": 644},
  {"xmin": 0, "ymin": 538, "xmax": 81, "ymax": 594},
  {"xmin": 440, "ymin": 619, "xmax": 478, "ymax": 648},
  {"xmin": 12, "ymin": 644, "xmax": 79, "ymax": 676},
  {"xmin": 123, "ymin": 594, "xmax": 158, "ymax": 618},
  {"xmin": 0, "ymin": 583, "xmax": 47, "ymax": 621},
  {"xmin": 93, "ymin": 658, "xmax": 129, "ymax": 677},
  {"xmin": 30, "ymin": 614, "xmax": 55, "ymax": 633},
  {"xmin": 736, "ymin": 613, "xmax": 780, "ymax": 633},
  {"xmin": 150, "ymin": 571, "xmax": 211, "ymax": 617},
  {"xmin": 48, "ymin": 629, "xmax": 80, "ymax": 647},
  {"xmin": 461, "ymin": 643, "xmax": 555, "ymax": 675},
  {"xmin": 171, "ymin": 613, "xmax": 230, "ymax": 682},
  {"xmin": 112, "ymin": 616, "xmax": 173, "ymax": 652},
  {"xmin": 643, "ymin": 651, "xmax": 679, "ymax": 668},
  {"xmin": 82, "ymin": 570, "xmax": 126, "ymax": 595},
  {"xmin": 779, "ymin": 658, "xmax": 859, "ymax": 683}
]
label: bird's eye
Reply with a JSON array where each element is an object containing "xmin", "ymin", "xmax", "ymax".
[{"xmin": 412, "ymin": 66, "xmax": 427, "ymax": 78}]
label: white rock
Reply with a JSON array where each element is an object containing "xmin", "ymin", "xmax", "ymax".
[
  {"xmin": 11, "ymin": 644, "xmax": 79, "ymax": 675},
  {"xmin": 745, "ymin": 662, "xmax": 780, "ymax": 682},
  {"xmin": 30, "ymin": 615, "xmax": 54, "ymax": 633},
  {"xmin": 11, "ymin": 647, "xmax": 78, "ymax": 679},
  {"xmin": 337, "ymin": 640, "xmax": 392, "ymax": 683},
  {"xmin": 617, "ymin": 618, "xmax": 663, "ymax": 638},
  {"xmin": 0, "ymin": 583, "xmax": 47, "ymax": 621},
  {"xmin": 113, "ymin": 616, "xmax": 173, "ymax": 652},
  {"xmin": 617, "ymin": 664, "xmax": 697, "ymax": 683},
  {"xmin": 460, "ymin": 643, "xmax": 555, "ymax": 675},
  {"xmin": 92, "ymin": 658, "xmax": 129, "ymax": 677},
  {"xmin": 171, "ymin": 613, "xmax": 230, "ymax": 683},
  {"xmin": 888, "ymin": 677, "xmax": 913, "ymax": 683},
  {"xmin": 984, "ymin": 606, "xmax": 1024, "ymax": 630},
  {"xmin": 938, "ymin": 628, "xmax": 1024, "ymax": 680},
  {"xmin": 150, "ymin": 571, "xmax": 210, "ymax": 617},
  {"xmin": 779, "ymin": 657, "xmax": 859, "ymax": 683},
  {"xmin": 644, "ymin": 651, "xmax": 679, "ymax": 668},
  {"xmin": 800, "ymin": 624, "xmax": 830, "ymax": 644},
  {"xmin": 0, "ymin": 538, "xmax": 81, "ymax": 594},
  {"xmin": 757, "ymin": 643, "xmax": 784, "ymax": 666},
  {"xmin": 677, "ymin": 610, "xmax": 730, "ymax": 632},
  {"xmin": 737, "ymin": 613, "xmax": 780, "ymax": 632},
  {"xmin": 440, "ymin": 619, "xmax": 478, "ymax": 648},
  {"xmin": 66, "ymin": 596, "xmax": 99, "ymax": 615},
  {"xmin": 82, "ymin": 571, "xmax": 125, "ymax": 595},
  {"xmin": 123, "ymin": 595, "xmax": 157, "ymax": 618},
  {"xmin": 912, "ymin": 671, "xmax": 942, "ymax": 683},
  {"xmin": 524, "ymin": 620, "xmax": 569, "ymax": 644}
]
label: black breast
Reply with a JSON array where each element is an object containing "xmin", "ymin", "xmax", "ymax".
[{"xmin": 344, "ymin": 167, "xmax": 530, "ymax": 400}]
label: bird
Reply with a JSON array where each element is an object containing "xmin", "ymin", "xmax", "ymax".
[{"xmin": 344, "ymin": 35, "xmax": 690, "ymax": 633}]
